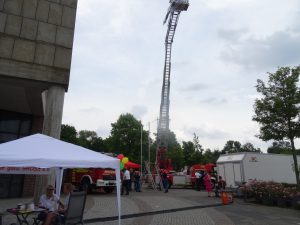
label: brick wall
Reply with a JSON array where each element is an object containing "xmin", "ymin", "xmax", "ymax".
[{"xmin": 22, "ymin": 175, "xmax": 36, "ymax": 197}]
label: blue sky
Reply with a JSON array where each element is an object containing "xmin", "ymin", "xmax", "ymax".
[{"xmin": 62, "ymin": 0, "xmax": 300, "ymax": 152}]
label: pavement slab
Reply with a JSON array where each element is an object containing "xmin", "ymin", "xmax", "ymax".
[{"xmin": 2, "ymin": 186, "xmax": 299, "ymax": 225}]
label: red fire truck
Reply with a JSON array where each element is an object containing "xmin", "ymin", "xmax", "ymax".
[
  {"xmin": 67, "ymin": 159, "xmax": 140, "ymax": 193},
  {"xmin": 159, "ymin": 163, "xmax": 216, "ymax": 189},
  {"xmin": 189, "ymin": 163, "xmax": 216, "ymax": 187},
  {"xmin": 68, "ymin": 168, "xmax": 116, "ymax": 193}
]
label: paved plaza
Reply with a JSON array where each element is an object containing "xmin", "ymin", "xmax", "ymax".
[{"xmin": 1, "ymin": 186, "xmax": 300, "ymax": 225}]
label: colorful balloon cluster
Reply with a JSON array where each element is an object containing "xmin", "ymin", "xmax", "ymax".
[{"xmin": 117, "ymin": 154, "xmax": 129, "ymax": 170}]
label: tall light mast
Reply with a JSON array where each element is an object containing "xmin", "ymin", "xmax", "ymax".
[{"xmin": 156, "ymin": 0, "xmax": 189, "ymax": 169}]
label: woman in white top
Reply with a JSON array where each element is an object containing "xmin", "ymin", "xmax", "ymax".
[
  {"xmin": 39, "ymin": 185, "xmax": 64, "ymax": 225},
  {"xmin": 40, "ymin": 183, "xmax": 74, "ymax": 225},
  {"xmin": 39, "ymin": 185, "xmax": 60, "ymax": 211}
]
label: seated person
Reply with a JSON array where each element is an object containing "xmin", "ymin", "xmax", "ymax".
[
  {"xmin": 42, "ymin": 183, "xmax": 76, "ymax": 225},
  {"xmin": 61, "ymin": 183, "xmax": 74, "ymax": 211},
  {"xmin": 38, "ymin": 185, "xmax": 64, "ymax": 225},
  {"xmin": 54, "ymin": 183, "xmax": 74, "ymax": 224}
]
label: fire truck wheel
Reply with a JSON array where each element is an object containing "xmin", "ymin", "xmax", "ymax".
[
  {"xmin": 104, "ymin": 187, "xmax": 114, "ymax": 193},
  {"xmin": 81, "ymin": 179, "xmax": 91, "ymax": 193}
]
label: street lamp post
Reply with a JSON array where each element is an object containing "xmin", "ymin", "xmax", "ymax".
[
  {"xmin": 148, "ymin": 122, "xmax": 150, "ymax": 165},
  {"xmin": 140, "ymin": 124, "xmax": 143, "ymax": 175},
  {"xmin": 140, "ymin": 119, "xmax": 156, "ymax": 176}
]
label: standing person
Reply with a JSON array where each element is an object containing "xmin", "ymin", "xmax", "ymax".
[
  {"xmin": 121, "ymin": 168, "xmax": 130, "ymax": 195},
  {"xmin": 214, "ymin": 176, "xmax": 220, "ymax": 197},
  {"xmin": 161, "ymin": 170, "xmax": 169, "ymax": 193},
  {"xmin": 218, "ymin": 176, "xmax": 226, "ymax": 191},
  {"xmin": 133, "ymin": 170, "xmax": 141, "ymax": 192},
  {"xmin": 38, "ymin": 185, "xmax": 64, "ymax": 225},
  {"xmin": 195, "ymin": 170, "xmax": 201, "ymax": 191},
  {"xmin": 215, "ymin": 175, "xmax": 226, "ymax": 197},
  {"xmin": 129, "ymin": 168, "xmax": 134, "ymax": 191},
  {"xmin": 204, "ymin": 172, "xmax": 213, "ymax": 197},
  {"xmin": 120, "ymin": 169, "xmax": 124, "ymax": 192},
  {"xmin": 199, "ymin": 170, "xmax": 205, "ymax": 190}
]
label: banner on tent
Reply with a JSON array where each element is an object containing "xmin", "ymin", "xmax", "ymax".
[{"xmin": 0, "ymin": 167, "xmax": 50, "ymax": 174}]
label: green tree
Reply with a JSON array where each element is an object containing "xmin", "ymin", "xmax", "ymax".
[
  {"xmin": 167, "ymin": 132, "xmax": 184, "ymax": 171},
  {"xmin": 202, "ymin": 149, "xmax": 221, "ymax": 163},
  {"xmin": 89, "ymin": 136, "xmax": 107, "ymax": 152},
  {"xmin": 267, "ymin": 141, "xmax": 300, "ymax": 155},
  {"xmin": 222, "ymin": 140, "xmax": 242, "ymax": 153},
  {"xmin": 77, "ymin": 130, "xmax": 98, "ymax": 148},
  {"xmin": 182, "ymin": 141, "xmax": 195, "ymax": 165},
  {"xmin": 108, "ymin": 113, "xmax": 148, "ymax": 163},
  {"xmin": 60, "ymin": 124, "xmax": 78, "ymax": 144},
  {"xmin": 193, "ymin": 133, "xmax": 204, "ymax": 155},
  {"xmin": 241, "ymin": 142, "xmax": 261, "ymax": 153},
  {"xmin": 60, "ymin": 125, "xmax": 108, "ymax": 152},
  {"xmin": 253, "ymin": 66, "xmax": 300, "ymax": 189},
  {"xmin": 181, "ymin": 140, "xmax": 204, "ymax": 166}
]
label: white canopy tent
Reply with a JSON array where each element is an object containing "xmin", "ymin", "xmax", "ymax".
[{"xmin": 0, "ymin": 133, "xmax": 121, "ymax": 225}]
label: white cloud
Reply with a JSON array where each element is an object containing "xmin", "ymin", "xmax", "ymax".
[
  {"xmin": 63, "ymin": 0, "xmax": 300, "ymax": 152},
  {"xmin": 130, "ymin": 105, "xmax": 148, "ymax": 120},
  {"xmin": 220, "ymin": 31, "xmax": 300, "ymax": 71}
]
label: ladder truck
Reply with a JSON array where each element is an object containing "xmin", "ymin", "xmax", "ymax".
[{"xmin": 156, "ymin": 0, "xmax": 189, "ymax": 170}]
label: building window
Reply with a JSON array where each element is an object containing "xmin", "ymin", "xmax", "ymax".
[{"xmin": 0, "ymin": 110, "xmax": 32, "ymax": 143}]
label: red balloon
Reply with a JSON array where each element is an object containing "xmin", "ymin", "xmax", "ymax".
[{"xmin": 117, "ymin": 154, "xmax": 124, "ymax": 160}]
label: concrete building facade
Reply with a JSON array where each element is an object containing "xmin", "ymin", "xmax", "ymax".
[{"xmin": 0, "ymin": 0, "xmax": 78, "ymax": 198}]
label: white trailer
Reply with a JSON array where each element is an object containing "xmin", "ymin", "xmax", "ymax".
[{"xmin": 216, "ymin": 152, "xmax": 300, "ymax": 188}]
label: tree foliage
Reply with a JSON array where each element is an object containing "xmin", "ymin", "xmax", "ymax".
[
  {"xmin": 167, "ymin": 131, "xmax": 184, "ymax": 171},
  {"xmin": 182, "ymin": 141, "xmax": 195, "ymax": 165},
  {"xmin": 193, "ymin": 133, "xmax": 204, "ymax": 155},
  {"xmin": 61, "ymin": 116, "xmax": 264, "ymax": 174},
  {"xmin": 202, "ymin": 149, "xmax": 221, "ymax": 164},
  {"xmin": 108, "ymin": 113, "xmax": 149, "ymax": 163},
  {"xmin": 78, "ymin": 130, "xmax": 107, "ymax": 152},
  {"xmin": 61, "ymin": 119, "xmax": 262, "ymax": 176},
  {"xmin": 60, "ymin": 125, "xmax": 107, "ymax": 152},
  {"xmin": 222, "ymin": 140, "xmax": 242, "ymax": 153},
  {"xmin": 61, "ymin": 124, "xmax": 78, "ymax": 144},
  {"xmin": 221, "ymin": 140, "xmax": 261, "ymax": 153},
  {"xmin": 267, "ymin": 141, "xmax": 300, "ymax": 155},
  {"xmin": 241, "ymin": 142, "xmax": 261, "ymax": 153},
  {"xmin": 253, "ymin": 66, "xmax": 300, "ymax": 189}
]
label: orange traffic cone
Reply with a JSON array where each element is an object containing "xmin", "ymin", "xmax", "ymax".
[{"xmin": 221, "ymin": 191, "xmax": 229, "ymax": 205}]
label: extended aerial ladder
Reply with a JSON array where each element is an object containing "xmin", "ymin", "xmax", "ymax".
[{"xmin": 156, "ymin": 0, "xmax": 189, "ymax": 170}]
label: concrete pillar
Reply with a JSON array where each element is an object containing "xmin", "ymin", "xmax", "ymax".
[
  {"xmin": 33, "ymin": 85, "xmax": 65, "ymax": 203},
  {"xmin": 42, "ymin": 85, "xmax": 65, "ymax": 138}
]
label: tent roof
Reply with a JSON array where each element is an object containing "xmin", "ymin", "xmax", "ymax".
[
  {"xmin": 125, "ymin": 161, "xmax": 141, "ymax": 169},
  {"xmin": 0, "ymin": 133, "xmax": 119, "ymax": 170}
]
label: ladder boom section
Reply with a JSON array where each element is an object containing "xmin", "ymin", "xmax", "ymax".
[{"xmin": 156, "ymin": 1, "xmax": 189, "ymax": 169}]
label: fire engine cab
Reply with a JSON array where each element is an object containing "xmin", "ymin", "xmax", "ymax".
[{"xmin": 69, "ymin": 168, "xmax": 116, "ymax": 193}]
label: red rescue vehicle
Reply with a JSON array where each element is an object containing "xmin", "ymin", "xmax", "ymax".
[
  {"xmin": 66, "ymin": 159, "xmax": 141, "ymax": 193},
  {"xmin": 69, "ymin": 168, "xmax": 116, "ymax": 193},
  {"xmin": 158, "ymin": 163, "xmax": 216, "ymax": 189}
]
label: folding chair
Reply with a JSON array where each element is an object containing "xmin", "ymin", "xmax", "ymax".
[{"xmin": 57, "ymin": 191, "xmax": 87, "ymax": 225}]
